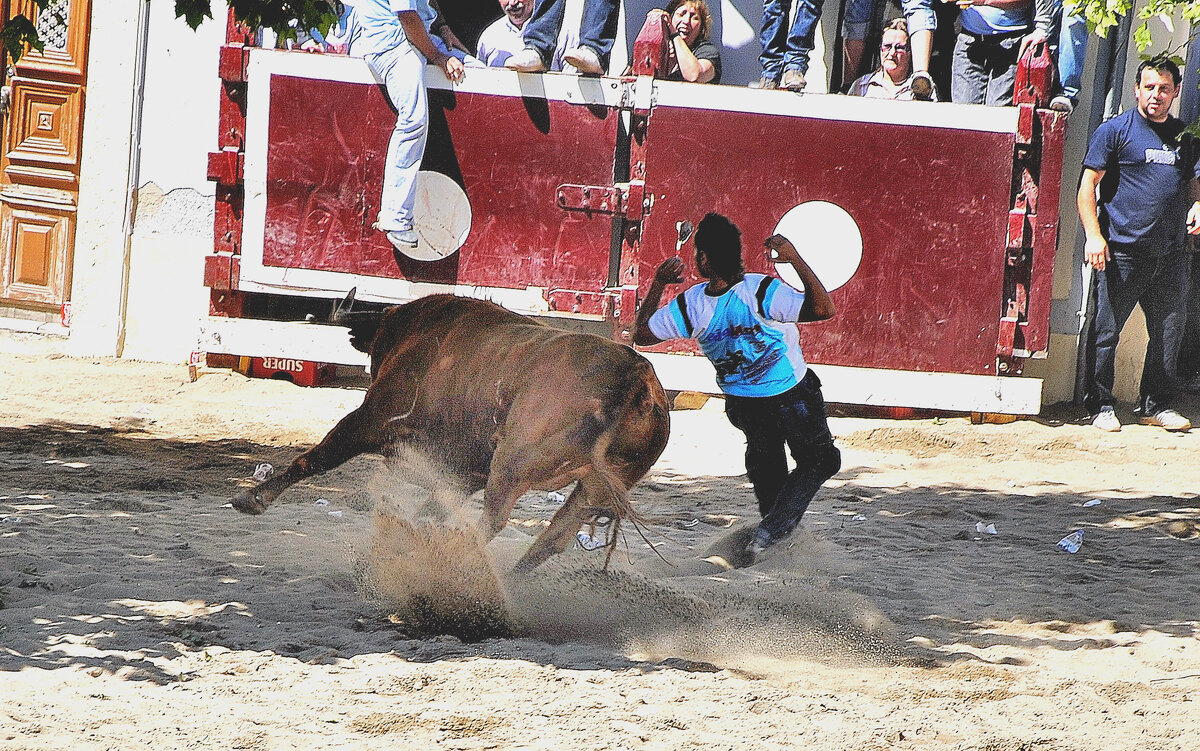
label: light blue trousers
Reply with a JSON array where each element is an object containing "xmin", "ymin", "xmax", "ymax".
[{"xmin": 365, "ymin": 42, "xmax": 428, "ymax": 233}]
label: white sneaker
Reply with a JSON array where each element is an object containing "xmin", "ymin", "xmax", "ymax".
[
  {"xmin": 504, "ymin": 48, "xmax": 546, "ymax": 73},
  {"xmin": 1138, "ymin": 409, "xmax": 1191, "ymax": 432},
  {"xmin": 1049, "ymin": 95, "xmax": 1074, "ymax": 114},
  {"xmin": 386, "ymin": 228, "xmax": 418, "ymax": 249},
  {"xmin": 562, "ymin": 46, "xmax": 603, "ymax": 75},
  {"xmin": 1091, "ymin": 407, "xmax": 1121, "ymax": 432}
]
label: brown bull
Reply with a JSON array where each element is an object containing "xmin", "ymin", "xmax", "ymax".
[{"xmin": 232, "ymin": 293, "xmax": 670, "ymax": 572}]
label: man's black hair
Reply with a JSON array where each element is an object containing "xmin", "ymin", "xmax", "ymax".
[
  {"xmin": 1137, "ymin": 56, "xmax": 1182, "ymax": 87},
  {"xmin": 694, "ymin": 212, "xmax": 744, "ymax": 282}
]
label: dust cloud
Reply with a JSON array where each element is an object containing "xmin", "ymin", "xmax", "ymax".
[{"xmin": 357, "ymin": 468, "xmax": 901, "ymax": 670}]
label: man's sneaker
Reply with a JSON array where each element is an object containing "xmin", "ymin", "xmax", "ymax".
[
  {"xmin": 1049, "ymin": 95, "xmax": 1075, "ymax": 114},
  {"xmin": 504, "ymin": 48, "xmax": 546, "ymax": 73},
  {"xmin": 781, "ymin": 68, "xmax": 806, "ymax": 91},
  {"xmin": 1091, "ymin": 406, "xmax": 1121, "ymax": 432},
  {"xmin": 1138, "ymin": 409, "xmax": 1191, "ymax": 432},
  {"xmin": 748, "ymin": 77, "xmax": 778, "ymax": 90},
  {"xmin": 740, "ymin": 529, "xmax": 772, "ymax": 566},
  {"xmin": 911, "ymin": 71, "xmax": 934, "ymax": 101},
  {"xmin": 386, "ymin": 228, "xmax": 419, "ymax": 250},
  {"xmin": 563, "ymin": 46, "xmax": 603, "ymax": 75}
]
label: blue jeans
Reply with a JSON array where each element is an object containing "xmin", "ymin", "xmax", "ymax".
[
  {"xmin": 841, "ymin": 0, "xmax": 935, "ymax": 40},
  {"xmin": 841, "ymin": 0, "xmax": 874, "ymax": 40},
  {"xmin": 1084, "ymin": 247, "xmax": 1190, "ymax": 416},
  {"xmin": 1055, "ymin": 6, "xmax": 1088, "ymax": 102},
  {"xmin": 724, "ymin": 369, "xmax": 841, "ymax": 543},
  {"xmin": 951, "ymin": 30, "xmax": 1023, "ymax": 106},
  {"xmin": 901, "ymin": 0, "xmax": 937, "ymax": 33},
  {"xmin": 364, "ymin": 42, "xmax": 427, "ymax": 233},
  {"xmin": 759, "ymin": 0, "xmax": 825, "ymax": 79},
  {"xmin": 523, "ymin": 0, "xmax": 619, "ymax": 67}
]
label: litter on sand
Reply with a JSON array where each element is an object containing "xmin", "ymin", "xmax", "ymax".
[
  {"xmin": 1057, "ymin": 530, "xmax": 1083, "ymax": 553},
  {"xmin": 975, "ymin": 522, "xmax": 998, "ymax": 535},
  {"xmin": 1083, "ymin": 499, "xmax": 1102, "ymax": 507}
]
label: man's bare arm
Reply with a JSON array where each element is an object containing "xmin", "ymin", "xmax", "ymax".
[
  {"xmin": 764, "ymin": 235, "xmax": 835, "ymax": 321},
  {"xmin": 397, "ymin": 10, "xmax": 464, "ymax": 81},
  {"xmin": 633, "ymin": 258, "xmax": 684, "ymax": 345},
  {"xmin": 1077, "ymin": 167, "xmax": 1108, "ymax": 270}
]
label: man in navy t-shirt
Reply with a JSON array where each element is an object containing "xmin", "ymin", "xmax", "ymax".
[
  {"xmin": 633, "ymin": 213, "xmax": 841, "ymax": 565},
  {"xmin": 1078, "ymin": 58, "xmax": 1200, "ymax": 432}
]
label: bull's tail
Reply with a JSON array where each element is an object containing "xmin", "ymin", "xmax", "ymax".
[{"xmin": 583, "ymin": 363, "xmax": 670, "ymax": 565}]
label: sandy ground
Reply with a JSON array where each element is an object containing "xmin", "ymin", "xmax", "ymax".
[{"xmin": 2, "ymin": 352, "xmax": 1199, "ymax": 750}]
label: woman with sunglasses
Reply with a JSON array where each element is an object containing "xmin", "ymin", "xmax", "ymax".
[{"xmin": 846, "ymin": 18, "xmax": 931, "ymax": 100}]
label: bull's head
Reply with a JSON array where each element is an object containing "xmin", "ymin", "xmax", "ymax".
[{"xmin": 333, "ymin": 287, "xmax": 387, "ymax": 354}]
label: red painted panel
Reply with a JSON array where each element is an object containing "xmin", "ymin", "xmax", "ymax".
[
  {"xmin": 263, "ymin": 75, "xmax": 617, "ymax": 290},
  {"xmin": 638, "ymin": 105, "xmax": 1016, "ymax": 376}
]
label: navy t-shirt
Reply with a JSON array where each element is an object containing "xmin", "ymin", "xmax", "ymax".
[{"xmin": 1083, "ymin": 108, "xmax": 1200, "ymax": 251}]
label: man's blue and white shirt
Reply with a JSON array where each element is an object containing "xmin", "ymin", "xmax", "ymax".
[{"xmin": 648, "ymin": 274, "xmax": 808, "ymax": 397}]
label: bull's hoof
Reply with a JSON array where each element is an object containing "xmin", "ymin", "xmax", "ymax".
[{"xmin": 231, "ymin": 490, "xmax": 268, "ymax": 515}]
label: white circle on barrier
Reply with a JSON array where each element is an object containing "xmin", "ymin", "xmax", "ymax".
[
  {"xmin": 401, "ymin": 170, "xmax": 472, "ymax": 262},
  {"xmin": 771, "ymin": 201, "xmax": 862, "ymax": 292}
]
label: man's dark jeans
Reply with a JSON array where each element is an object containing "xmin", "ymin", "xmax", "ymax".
[
  {"xmin": 950, "ymin": 30, "xmax": 1023, "ymax": 106},
  {"xmin": 1084, "ymin": 245, "xmax": 1190, "ymax": 417},
  {"xmin": 724, "ymin": 369, "xmax": 841, "ymax": 544},
  {"xmin": 523, "ymin": 0, "xmax": 619, "ymax": 67}
]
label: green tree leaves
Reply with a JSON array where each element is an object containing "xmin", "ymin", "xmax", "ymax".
[{"xmin": 2, "ymin": 1, "xmax": 344, "ymax": 63}]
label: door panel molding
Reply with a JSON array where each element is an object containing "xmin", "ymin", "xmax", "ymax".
[{"xmin": 0, "ymin": 0, "xmax": 90, "ymax": 311}]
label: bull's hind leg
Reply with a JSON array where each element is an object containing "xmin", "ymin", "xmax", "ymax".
[{"xmin": 232, "ymin": 406, "xmax": 386, "ymax": 514}]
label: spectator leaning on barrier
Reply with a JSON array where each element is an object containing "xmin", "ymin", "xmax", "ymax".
[
  {"xmin": 478, "ymin": 0, "xmax": 577, "ymax": 69},
  {"xmin": 645, "ymin": 0, "xmax": 722, "ymax": 84},
  {"xmin": 476, "ymin": 0, "xmax": 534, "ymax": 66},
  {"xmin": 1079, "ymin": 58, "xmax": 1200, "ymax": 434},
  {"xmin": 847, "ymin": 18, "xmax": 928, "ymax": 100},
  {"xmin": 503, "ymin": 0, "xmax": 620, "ymax": 74}
]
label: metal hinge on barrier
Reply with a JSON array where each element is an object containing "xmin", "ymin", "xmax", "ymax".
[
  {"xmin": 219, "ymin": 43, "xmax": 251, "ymax": 83},
  {"xmin": 206, "ymin": 147, "xmax": 244, "ymax": 186},
  {"xmin": 556, "ymin": 180, "xmax": 648, "ymax": 219}
]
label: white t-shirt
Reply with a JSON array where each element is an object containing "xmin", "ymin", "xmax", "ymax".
[{"xmin": 474, "ymin": 15, "xmax": 577, "ymax": 71}]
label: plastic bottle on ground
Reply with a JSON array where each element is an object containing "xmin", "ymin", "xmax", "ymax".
[{"xmin": 1057, "ymin": 530, "xmax": 1083, "ymax": 553}]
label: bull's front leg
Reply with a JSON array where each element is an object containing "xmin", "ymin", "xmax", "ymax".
[
  {"xmin": 232, "ymin": 406, "xmax": 383, "ymax": 514},
  {"xmin": 511, "ymin": 480, "xmax": 593, "ymax": 573}
]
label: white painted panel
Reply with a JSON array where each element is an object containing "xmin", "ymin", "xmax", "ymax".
[
  {"xmin": 200, "ymin": 316, "xmax": 1042, "ymax": 414},
  {"xmin": 644, "ymin": 353, "xmax": 1041, "ymax": 414}
]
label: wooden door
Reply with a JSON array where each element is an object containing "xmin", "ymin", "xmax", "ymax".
[{"xmin": 0, "ymin": 0, "xmax": 89, "ymax": 311}]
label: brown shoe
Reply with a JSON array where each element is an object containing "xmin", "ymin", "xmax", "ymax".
[
  {"xmin": 749, "ymin": 77, "xmax": 778, "ymax": 90},
  {"xmin": 911, "ymin": 71, "xmax": 934, "ymax": 101},
  {"xmin": 781, "ymin": 68, "xmax": 806, "ymax": 91}
]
